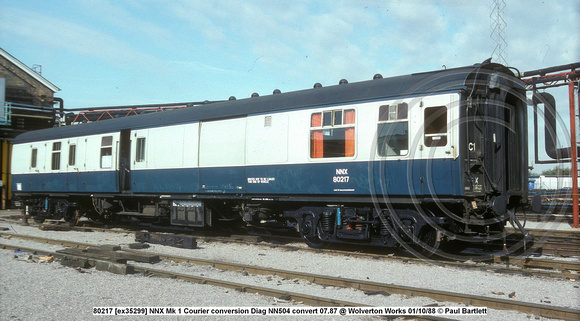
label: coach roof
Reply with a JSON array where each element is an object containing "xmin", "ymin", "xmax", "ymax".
[{"xmin": 13, "ymin": 62, "xmax": 515, "ymax": 144}]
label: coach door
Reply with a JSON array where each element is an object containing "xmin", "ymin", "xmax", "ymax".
[
  {"xmin": 198, "ymin": 117, "xmax": 247, "ymax": 193},
  {"xmin": 66, "ymin": 138, "xmax": 79, "ymax": 191},
  {"xmin": 483, "ymin": 91, "xmax": 524, "ymax": 195},
  {"xmin": 117, "ymin": 129, "xmax": 132, "ymax": 192},
  {"xmin": 419, "ymin": 96, "xmax": 457, "ymax": 197}
]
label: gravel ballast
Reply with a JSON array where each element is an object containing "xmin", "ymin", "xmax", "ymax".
[{"xmin": 0, "ymin": 221, "xmax": 578, "ymax": 320}]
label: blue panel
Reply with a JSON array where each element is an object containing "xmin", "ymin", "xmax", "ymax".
[
  {"xmin": 424, "ymin": 158, "xmax": 460, "ymax": 196},
  {"xmin": 371, "ymin": 158, "xmax": 461, "ymax": 197},
  {"xmin": 12, "ymin": 174, "xmax": 37, "ymax": 193},
  {"xmin": 13, "ymin": 171, "xmax": 118, "ymax": 194},
  {"xmin": 131, "ymin": 168, "xmax": 198, "ymax": 194},
  {"xmin": 41, "ymin": 172, "xmax": 69, "ymax": 192},
  {"xmin": 80, "ymin": 171, "xmax": 117, "ymax": 193},
  {"xmin": 13, "ymin": 159, "xmax": 463, "ymax": 199},
  {"xmin": 246, "ymin": 163, "xmax": 323, "ymax": 194},
  {"xmin": 245, "ymin": 159, "xmax": 462, "ymax": 197},
  {"xmin": 199, "ymin": 167, "xmax": 245, "ymax": 193},
  {"xmin": 371, "ymin": 160, "xmax": 417, "ymax": 196},
  {"xmin": 66, "ymin": 172, "xmax": 78, "ymax": 192}
]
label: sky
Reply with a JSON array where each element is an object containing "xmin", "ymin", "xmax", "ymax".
[{"xmin": 0, "ymin": 0, "xmax": 579, "ymax": 170}]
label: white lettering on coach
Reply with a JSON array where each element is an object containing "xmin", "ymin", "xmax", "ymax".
[
  {"xmin": 333, "ymin": 168, "xmax": 350, "ymax": 184},
  {"xmin": 247, "ymin": 177, "xmax": 276, "ymax": 184}
]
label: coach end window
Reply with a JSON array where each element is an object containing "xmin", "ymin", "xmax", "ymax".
[
  {"xmin": 424, "ymin": 106, "xmax": 447, "ymax": 147},
  {"xmin": 100, "ymin": 136, "xmax": 113, "ymax": 168},
  {"xmin": 310, "ymin": 109, "xmax": 355, "ymax": 158},
  {"xmin": 377, "ymin": 103, "xmax": 408, "ymax": 156},
  {"xmin": 68, "ymin": 144, "xmax": 76, "ymax": 166},
  {"xmin": 30, "ymin": 148, "xmax": 38, "ymax": 168},
  {"xmin": 51, "ymin": 142, "xmax": 61, "ymax": 170},
  {"xmin": 136, "ymin": 137, "xmax": 146, "ymax": 162}
]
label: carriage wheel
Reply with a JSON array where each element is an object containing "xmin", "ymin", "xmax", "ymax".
[
  {"xmin": 416, "ymin": 227, "xmax": 441, "ymax": 257},
  {"xmin": 300, "ymin": 214, "xmax": 329, "ymax": 249},
  {"xmin": 65, "ymin": 209, "xmax": 80, "ymax": 227}
]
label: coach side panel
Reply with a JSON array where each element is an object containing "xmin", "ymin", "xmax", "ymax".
[
  {"xmin": 198, "ymin": 117, "xmax": 247, "ymax": 192},
  {"xmin": 12, "ymin": 92, "xmax": 462, "ymax": 199},
  {"xmin": 12, "ymin": 132, "xmax": 121, "ymax": 194},
  {"xmin": 243, "ymin": 92, "xmax": 462, "ymax": 198},
  {"xmin": 130, "ymin": 123, "xmax": 199, "ymax": 194}
]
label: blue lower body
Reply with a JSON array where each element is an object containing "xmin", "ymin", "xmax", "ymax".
[{"xmin": 12, "ymin": 159, "xmax": 462, "ymax": 198}]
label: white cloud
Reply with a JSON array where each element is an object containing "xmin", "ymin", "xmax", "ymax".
[
  {"xmin": 75, "ymin": 0, "xmax": 193, "ymax": 54},
  {"xmin": 1, "ymin": 0, "xmax": 577, "ymax": 108},
  {"xmin": 1, "ymin": 7, "xmax": 161, "ymax": 71},
  {"xmin": 506, "ymin": 1, "xmax": 579, "ymax": 70}
]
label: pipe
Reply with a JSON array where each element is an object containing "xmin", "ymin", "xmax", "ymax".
[
  {"xmin": 53, "ymin": 97, "xmax": 64, "ymax": 117},
  {"xmin": 568, "ymin": 81, "xmax": 579, "ymax": 228},
  {"xmin": 535, "ymin": 92, "xmax": 579, "ymax": 159},
  {"xmin": 523, "ymin": 62, "xmax": 580, "ymax": 77}
]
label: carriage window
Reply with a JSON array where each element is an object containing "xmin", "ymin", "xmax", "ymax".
[
  {"xmin": 379, "ymin": 103, "xmax": 407, "ymax": 121},
  {"xmin": 100, "ymin": 136, "xmax": 113, "ymax": 168},
  {"xmin": 51, "ymin": 142, "xmax": 61, "ymax": 170},
  {"xmin": 136, "ymin": 137, "xmax": 146, "ymax": 162},
  {"xmin": 30, "ymin": 148, "xmax": 37, "ymax": 168},
  {"xmin": 377, "ymin": 104, "xmax": 408, "ymax": 156},
  {"xmin": 68, "ymin": 144, "xmax": 76, "ymax": 166},
  {"xmin": 323, "ymin": 111, "xmax": 333, "ymax": 127},
  {"xmin": 310, "ymin": 109, "xmax": 355, "ymax": 158},
  {"xmin": 424, "ymin": 106, "xmax": 447, "ymax": 147}
]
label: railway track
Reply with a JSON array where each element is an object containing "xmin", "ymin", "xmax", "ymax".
[
  {"xmin": 202, "ymin": 230, "xmax": 580, "ymax": 281},
  {"xmin": 1, "ymin": 243, "xmax": 364, "ymax": 307},
  {"xmin": 4, "ymin": 213, "xmax": 579, "ymax": 255},
  {"xmin": 509, "ymin": 228, "xmax": 580, "ymax": 239},
  {"xmin": 506, "ymin": 228, "xmax": 580, "ymax": 257},
  {"xmin": 45, "ymin": 218, "xmax": 580, "ymax": 256},
  {"xmin": 1, "ymin": 234, "xmax": 578, "ymax": 321},
  {"xmin": 515, "ymin": 212, "xmax": 575, "ymax": 224},
  {"xmin": 2, "ymin": 218, "xmax": 579, "ymax": 281}
]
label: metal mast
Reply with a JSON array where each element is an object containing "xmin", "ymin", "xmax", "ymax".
[{"xmin": 490, "ymin": 0, "xmax": 508, "ymax": 65}]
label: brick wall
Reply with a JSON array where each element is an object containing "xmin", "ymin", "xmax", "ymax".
[{"xmin": 0, "ymin": 55, "xmax": 55, "ymax": 107}]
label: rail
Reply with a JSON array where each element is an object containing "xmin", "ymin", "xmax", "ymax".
[{"xmin": 1, "ymin": 238, "xmax": 578, "ymax": 320}]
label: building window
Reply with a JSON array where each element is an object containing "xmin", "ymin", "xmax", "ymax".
[
  {"xmin": 377, "ymin": 103, "xmax": 408, "ymax": 156},
  {"xmin": 310, "ymin": 109, "xmax": 355, "ymax": 158},
  {"xmin": 101, "ymin": 136, "xmax": 113, "ymax": 168},
  {"xmin": 30, "ymin": 148, "xmax": 37, "ymax": 168},
  {"xmin": 424, "ymin": 106, "xmax": 447, "ymax": 147},
  {"xmin": 68, "ymin": 144, "xmax": 76, "ymax": 166},
  {"xmin": 51, "ymin": 142, "xmax": 61, "ymax": 170},
  {"xmin": 136, "ymin": 137, "xmax": 146, "ymax": 162}
]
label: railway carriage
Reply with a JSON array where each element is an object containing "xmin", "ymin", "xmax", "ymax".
[{"xmin": 11, "ymin": 61, "xmax": 535, "ymax": 254}]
